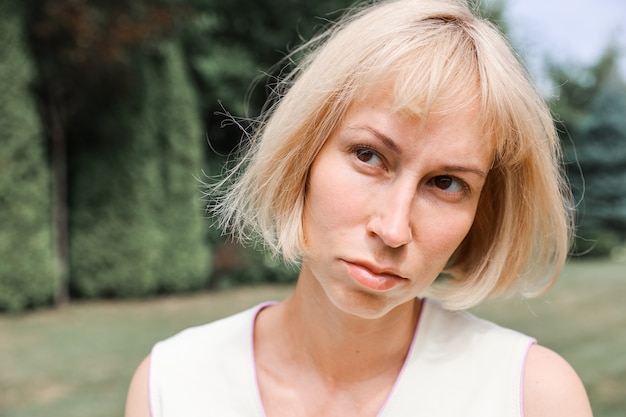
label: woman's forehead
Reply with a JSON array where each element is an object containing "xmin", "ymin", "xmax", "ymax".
[{"xmin": 350, "ymin": 81, "xmax": 484, "ymax": 127}]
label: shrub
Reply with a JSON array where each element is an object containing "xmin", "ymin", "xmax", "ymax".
[{"xmin": 0, "ymin": 0, "xmax": 55, "ymax": 311}]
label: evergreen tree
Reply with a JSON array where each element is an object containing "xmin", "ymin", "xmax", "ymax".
[
  {"xmin": 151, "ymin": 40, "xmax": 211, "ymax": 292},
  {"xmin": 69, "ymin": 54, "xmax": 163, "ymax": 297},
  {"xmin": 69, "ymin": 40, "xmax": 210, "ymax": 298},
  {"xmin": 25, "ymin": 0, "xmax": 181, "ymax": 300},
  {"xmin": 550, "ymin": 48, "xmax": 626, "ymax": 255},
  {"xmin": 0, "ymin": 0, "xmax": 55, "ymax": 311}
]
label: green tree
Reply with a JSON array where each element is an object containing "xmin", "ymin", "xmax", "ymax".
[
  {"xmin": 24, "ymin": 0, "xmax": 211, "ymax": 299},
  {"xmin": 68, "ymin": 54, "xmax": 163, "ymax": 297},
  {"xmin": 0, "ymin": 0, "xmax": 55, "ymax": 311},
  {"xmin": 151, "ymin": 40, "xmax": 211, "ymax": 292},
  {"xmin": 25, "ymin": 0, "xmax": 180, "ymax": 302},
  {"xmin": 550, "ymin": 48, "xmax": 626, "ymax": 255},
  {"xmin": 180, "ymin": 0, "xmax": 357, "ymax": 153},
  {"xmin": 70, "ymin": 40, "xmax": 210, "ymax": 298}
]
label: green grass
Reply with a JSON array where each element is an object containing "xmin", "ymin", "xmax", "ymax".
[{"xmin": 1, "ymin": 260, "xmax": 624, "ymax": 417}]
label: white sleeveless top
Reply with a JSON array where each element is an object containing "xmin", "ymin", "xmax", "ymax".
[{"xmin": 149, "ymin": 299, "xmax": 535, "ymax": 417}]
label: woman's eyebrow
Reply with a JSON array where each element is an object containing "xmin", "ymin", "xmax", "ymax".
[
  {"xmin": 442, "ymin": 165, "xmax": 487, "ymax": 178},
  {"xmin": 348, "ymin": 125, "xmax": 400, "ymax": 153}
]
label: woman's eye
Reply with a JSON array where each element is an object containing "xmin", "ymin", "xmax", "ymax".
[
  {"xmin": 355, "ymin": 148, "xmax": 382, "ymax": 166},
  {"xmin": 430, "ymin": 176, "xmax": 466, "ymax": 193}
]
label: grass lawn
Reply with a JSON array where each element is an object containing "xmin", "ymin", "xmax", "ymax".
[{"xmin": 0, "ymin": 260, "xmax": 624, "ymax": 416}]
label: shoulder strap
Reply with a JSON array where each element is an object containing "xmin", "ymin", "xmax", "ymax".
[{"xmin": 380, "ymin": 300, "xmax": 534, "ymax": 417}]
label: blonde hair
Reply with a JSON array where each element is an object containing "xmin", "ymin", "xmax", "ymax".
[{"xmin": 210, "ymin": 0, "xmax": 573, "ymax": 310}]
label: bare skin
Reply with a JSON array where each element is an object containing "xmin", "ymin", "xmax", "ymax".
[
  {"xmin": 524, "ymin": 345, "xmax": 594, "ymax": 416},
  {"xmin": 125, "ymin": 356, "xmax": 151, "ymax": 417}
]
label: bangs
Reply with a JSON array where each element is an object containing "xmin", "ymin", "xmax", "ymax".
[{"xmin": 350, "ymin": 17, "xmax": 485, "ymax": 126}]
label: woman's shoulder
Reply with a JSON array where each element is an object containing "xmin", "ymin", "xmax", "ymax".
[
  {"xmin": 125, "ymin": 355, "xmax": 152, "ymax": 417},
  {"xmin": 523, "ymin": 344, "xmax": 593, "ymax": 417}
]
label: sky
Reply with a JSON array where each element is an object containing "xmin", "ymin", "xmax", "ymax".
[{"xmin": 500, "ymin": 0, "xmax": 626, "ymax": 86}]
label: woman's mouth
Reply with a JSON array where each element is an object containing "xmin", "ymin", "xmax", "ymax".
[{"xmin": 343, "ymin": 260, "xmax": 407, "ymax": 291}]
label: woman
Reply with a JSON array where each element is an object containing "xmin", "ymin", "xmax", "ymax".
[{"xmin": 126, "ymin": 0, "xmax": 593, "ymax": 415}]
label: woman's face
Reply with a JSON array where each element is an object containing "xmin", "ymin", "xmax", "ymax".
[{"xmin": 300, "ymin": 93, "xmax": 493, "ymax": 319}]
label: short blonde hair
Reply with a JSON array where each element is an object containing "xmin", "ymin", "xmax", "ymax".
[{"xmin": 210, "ymin": 0, "xmax": 573, "ymax": 310}]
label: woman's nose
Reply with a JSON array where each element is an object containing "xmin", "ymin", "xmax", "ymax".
[{"xmin": 366, "ymin": 184, "xmax": 414, "ymax": 248}]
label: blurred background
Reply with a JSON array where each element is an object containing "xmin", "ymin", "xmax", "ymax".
[{"xmin": 0, "ymin": 0, "xmax": 624, "ymax": 416}]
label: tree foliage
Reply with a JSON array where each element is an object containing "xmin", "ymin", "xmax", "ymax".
[
  {"xmin": 24, "ymin": 0, "xmax": 212, "ymax": 300},
  {"xmin": 69, "ymin": 41, "xmax": 210, "ymax": 298},
  {"xmin": 0, "ymin": 0, "xmax": 55, "ymax": 311},
  {"xmin": 177, "ymin": 0, "xmax": 357, "ymax": 156},
  {"xmin": 27, "ymin": 0, "xmax": 182, "ymax": 159},
  {"xmin": 149, "ymin": 40, "xmax": 211, "ymax": 293},
  {"xmin": 549, "ymin": 48, "xmax": 626, "ymax": 256},
  {"xmin": 24, "ymin": 0, "xmax": 186, "ymax": 303}
]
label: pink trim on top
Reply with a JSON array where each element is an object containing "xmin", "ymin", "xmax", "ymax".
[
  {"xmin": 375, "ymin": 297, "xmax": 426, "ymax": 417},
  {"xmin": 519, "ymin": 338, "xmax": 537, "ymax": 417},
  {"xmin": 250, "ymin": 302, "xmax": 277, "ymax": 417}
]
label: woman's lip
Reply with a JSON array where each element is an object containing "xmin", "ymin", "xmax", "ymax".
[{"xmin": 342, "ymin": 260, "xmax": 406, "ymax": 291}]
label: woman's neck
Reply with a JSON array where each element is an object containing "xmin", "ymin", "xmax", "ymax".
[{"xmin": 257, "ymin": 275, "xmax": 422, "ymax": 386}]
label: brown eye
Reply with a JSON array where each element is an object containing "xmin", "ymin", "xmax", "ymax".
[
  {"xmin": 430, "ymin": 176, "xmax": 464, "ymax": 192},
  {"xmin": 356, "ymin": 149, "xmax": 373, "ymax": 161},
  {"xmin": 434, "ymin": 176, "xmax": 452, "ymax": 189},
  {"xmin": 355, "ymin": 148, "xmax": 382, "ymax": 165}
]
